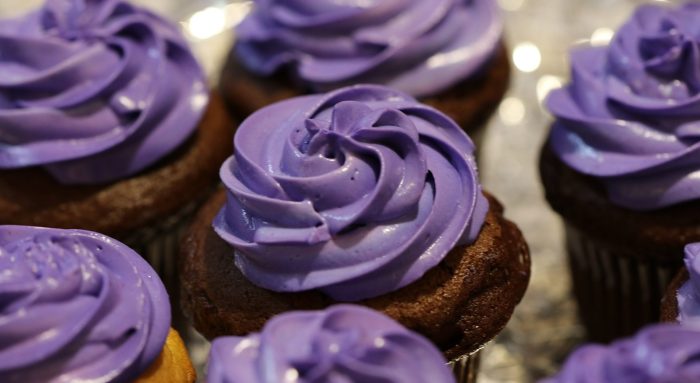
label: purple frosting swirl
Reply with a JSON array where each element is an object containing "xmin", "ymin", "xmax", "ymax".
[
  {"xmin": 0, "ymin": 226, "xmax": 170, "ymax": 382},
  {"xmin": 235, "ymin": 0, "xmax": 502, "ymax": 97},
  {"xmin": 678, "ymin": 243, "xmax": 700, "ymax": 324},
  {"xmin": 542, "ymin": 324, "xmax": 700, "ymax": 383},
  {"xmin": 213, "ymin": 85, "xmax": 488, "ymax": 301},
  {"xmin": 207, "ymin": 305, "xmax": 456, "ymax": 383},
  {"xmin": 0, "ymin": 0, "xmax": 207, "ymax": 184},
  {"xmin": 547, "ymin": 2, "xmax": 700, "ymax": 210}
]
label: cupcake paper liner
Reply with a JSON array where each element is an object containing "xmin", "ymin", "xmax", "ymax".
[
  {"xmin": 565, "ymin": 224, "xmax": 678, "ymax": 342},
  {"xmin": 121, "ymin": 198, "xmax": 203, "ymax": 332},
  {"xmin": 448, "ymin": 349, "xmax": 482, "ymax": 383}
]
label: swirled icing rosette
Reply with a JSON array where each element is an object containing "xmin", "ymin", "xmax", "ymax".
[
  {"xmin": 207, "ymin": 305, "xmax": 456, "ymax": 383},
  {"xmin": 235, "ymin": 0, "xmax": 502, "ymax": 97},
  {"xmin": 547, "ymin": 2, "xmax": 700, "ymax": 210},
  {"xmin": 542, "ymin": 324, "xmax": 700, "ymax": 383},
  {"xmin": 0, "ymin": 0, "xmax": 207, "ymax": 184},
  {"xmin": 0, "ymin": 225, "xmax": 170, "ymax": 382},
  {"xmin": 213, "ymin": 85, "xmax": 488, "ymax": 301}
]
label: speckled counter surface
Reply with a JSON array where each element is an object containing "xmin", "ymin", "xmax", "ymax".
[{"xmin": 0, "ymin": 1, "xmax": 676, "ymax": 381}]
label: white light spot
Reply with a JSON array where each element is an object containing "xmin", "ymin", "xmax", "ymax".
[
  {"xmin": 233, "ymin": 338, "xmax": 259, "ymax": 354},
  {"xmin": 498, "ymin": 0, "xmax": 524, "ymax": 11},
  {"xmin": 513, "ymin": 42, "xmax": 542, "ymax": 73},
  {"xmin": 329, "ymin": 343, "xmax": 340, "ymax": 353},
  {"xmin": 499, "ymin": 97, "xmax": 526, "ymax": 126},
  {"xmin": 187, "ymin": 7, "xmax": 226, "ymax": 40},
  {"xmin": 118, "ymin": 96, "xmax": 135, "ymax": 111},
  {"xmin": 285, "ymin": 368, "xmax": 299, "ymax": 382},
  {"xmin": 590, "ymin": 28, "xmax": 615, "ymax": 46},
  {"xmin": 536, "ymin": 75, "xmax": 564, "ymax": 103},
  {"xmin": 39, "ymin": 329, "xmax": 58, "ymax": 341},
  {"xmin": 374, "ymin": 337, "xmax": 386, "ymax": 348}
]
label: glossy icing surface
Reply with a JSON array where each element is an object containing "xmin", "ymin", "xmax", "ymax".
[
  {"xmin": 235, "ymin": 0, "xmax": 502, "ymax": 97},
  {"xmin": 543, "ymin": 324, "xmax": 700, "ymax": 382},
  {"xmin": 0, "ymin": 0, "xmax": 207, "ymax": 184},
  {"xmin": 547, "ymin": 3, "xmax": 700, "ymax": 210},
  {"xmin": 0, "ymin": 225, "xmax": 170, "ymax": 382},
  {"xmin": 207, "ymin": 305, "xmax": 456, "ymax": 383},
  {"xmin": 214, "ymin": 85, "xmax": 487, "ymax": 301}
]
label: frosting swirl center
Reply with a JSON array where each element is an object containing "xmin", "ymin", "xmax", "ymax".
[{"xmin": 214, "ymin": 85, "xmax": 487, "ymax": 301}]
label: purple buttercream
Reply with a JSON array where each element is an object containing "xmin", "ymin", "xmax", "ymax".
[
  {"xmin": 678, "ymin": 243, "xmax": 700, "ymax": 324},
  {"xmin": 235, "ymin": 0, "xmax": 502, "ymax": 97},
  {"xmin": 0, "ymin": 0, "xmax": 207, "ymax": 185},
  {"xmin": 213, "ymin": 84, "xmax": 488, "ymax": 301},
  {"xmin": 207, "ymin": 305, "xmax": 456, "ymax": 383},
  {"xmin": 542, "ymin": 324, "xmax": 700, "ymax": 383},
  {"xmin": 0, "ymin": 226, "xmax": 170, "ymax": 383},
  {"xmin": 547, "ymin": 2, "xmax": 700, "ymax": 210}
]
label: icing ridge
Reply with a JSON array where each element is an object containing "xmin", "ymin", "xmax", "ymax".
[
  {"xmin": 0, "ymin": 0, "xmax": 207, "ymax": 184},
  {"xmin": 207, "ymin": 305, "xmax": 456, "ymax": 383},
  {"xmin": 214, "ymin": 84, "xmax": 487, "ymax": 301},
  {"xmin": 547, "ymin": 2, "xmax": 700, "ymax": 210},
  {"xmin": 235, "ymin": 0, "xmax": 502, "ymax": 97},
  {"xmin": 0, "ymin": 225, "xmax": 170, "ymax": 382}
]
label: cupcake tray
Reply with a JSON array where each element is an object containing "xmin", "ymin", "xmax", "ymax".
[{"xmin": 0, "ymin": 0, "xmax": 660, "ymax": 381}]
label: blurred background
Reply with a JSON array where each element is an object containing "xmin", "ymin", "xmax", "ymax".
[{"xmin": 0, "ymin": 0, "xmax": 680, "ymax": 381}]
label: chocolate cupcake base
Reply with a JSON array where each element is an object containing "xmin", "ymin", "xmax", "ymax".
[
  {"xmin": 180, "ymin": 189, "xmax": 530, "ymax": 361},
  {"xmin": 540, "ymin": 143, "xmax": 699, "ymax": 342},
  {"xmin": 0, "ymin": 92, "xmax": 235, "ymax": 327},
  {"xmin": 566, "ymin": 224, "xmax": 678, "ymax": 341},
  {"xmin": 660, "ymin": 268, "xmax": 688, "ymax": 323},
  {"xmin": 219, "ymin": 43, "xmax": 510, "ymax": 149}
]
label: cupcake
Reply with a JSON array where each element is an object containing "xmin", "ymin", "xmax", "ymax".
[
  {"xmin": 539, "ymin": 2, "xmax": 700, "ymax": 341},
  {"xmin": 0, "ymin": 0, "xmax": 233, "ymax": 292},
  {"xmin": 0, "ymin": 225, "xmax": 195, "ymax": 382},
  {"xmin": 180, "ymin": 84, "xmax": 530, "ymax": 380},
  {"xmin": 661, "ymin": 243, "xmax": 700, "ymax": 323},
  {"xmin": 207, "ymin": 305, "xmax": 461, "ymax": 383},
  {"xmin": 220, "ymin": 0, "xmax": 509, "ymax": 144},
  {"xmin": 541, "ymin": 324, "xmax": 700, "ymax": 383}
]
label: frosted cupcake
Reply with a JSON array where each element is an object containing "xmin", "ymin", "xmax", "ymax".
[
  {"xmin": 0, "ymin": 0, "xmax": 233, "ymax": 290},
  {"xmin": 181, "ymin": 84, "xmax": 530, "ymax": 381},
  {"xmin": 541, "ymin": 324, "xmax": 700, "ymax": 383},
  {"xmin": 540, "ymin": 2, "xmax": 700, "ymax": 341},
  {"xmin": 221, "ymin": 0, "xmax": 509, "ymax": 144},
  {"xmin": 207, "ymin": 305, "xmax": 459, "ymax": 383},
  {"xmin": 0, "ymin": 225, "xmax": 195, "ymax": 382}
]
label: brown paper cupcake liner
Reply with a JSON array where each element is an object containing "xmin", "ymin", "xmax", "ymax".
[
  {"xmin": 121, "ymin": 198, "xmax": 204, "ymax": 332},
  {"xmin": 565, "ymin": 224, "xmax": 678, "ymax": 342},
  {"xmin": 448, "ymin": 349, "xmax": 482, "ymax": 383}
]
